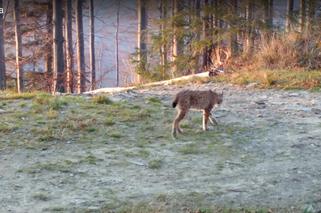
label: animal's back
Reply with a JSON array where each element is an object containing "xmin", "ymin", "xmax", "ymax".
[
  {"xmin": 189, "ymin": 90, "xmax": 211, "ymax": 109},
  {"xmin": 172, "ymin": 90, "xmax": 212, "ymax": 110}
]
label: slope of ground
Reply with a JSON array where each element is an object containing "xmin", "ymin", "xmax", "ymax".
[{"xmin": 0, "ymin": 83, "xmax": 321, "ymax": 212}]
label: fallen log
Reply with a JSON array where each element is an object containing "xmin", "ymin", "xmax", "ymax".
[{"xmin": 84, "ymin": 71, "xmax": 211, "ymax": 95}]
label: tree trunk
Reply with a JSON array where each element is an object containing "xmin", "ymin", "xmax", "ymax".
[
  {"xmin": 76, "ymin": 0, "xmax": 85, "ymax": 93},
  {"xmin": 0, "ymin": 0, "xmax": 6, "ymax": 90},
  {"xmin": 159, "ymin": 0, "xmax": 167, "ymax": 79},
  {"xmin": 202, "ymin": 0, "xmax": 210, "ymax": 69},
  {"xmin": 263, "ymin": 0, "xmax": 273, "ymax": 42},
  {"xmin": 171, "ymin": 0, "xmax": 182, "ymax": 77},
  {"xmin": 115, "ymin": 0, "xmax": 120, "ymax": 86},
  {"xmin": 193, "ymin": 0, "xmax": 201, "ymax": 74},
  {"xmin": 213, "ymin": 0, "xmax": 219, "ymax": 28},
  {"xmin": 299, "ymin": 0, "xmax": 306, "ymax": 33},
  {"xmin": 53, "ymin": 0, "xmax": 65, "ymax": 93},
  {"xmin": 269, "ymin": 0, "xmax": 273, "ymax": 28},
  {"xmin": 285, "ymin": 0, "xmax": 294, "ymax": 32},
  {"xmin": 13, "ymin": 0, "xmax": 23, "ymax": 93},
  {"xmin": 244, "ymin": 0, "xmax": 254, "ymax": 55},
  {"xmin": 65, "ymin": 0, "xmax": 73, "ymax": 93},
  {"xmin": 137, "ymin": 0, "xmax": 147, "ymax": 83},
  {"xmin": 264, "ymin": 0, "xmax": 273, "ymax": 29},
  {"xmin": 89, "ymin": 0, "xmax": 95, "ymax": 90},
  {"xmin": 306, "ymin": 0, "xmax": 316, "ymax": 32},
  {"xmin": 212, "ymin": 0, "xmax": 225, "ymax": 65},
  {"xmin": 46, "ymin": 1, "xmax": 53, "ymax": 92},
  {"xmin": 230, "ymin": 0, "xmax": 238, "ymax": 57}
]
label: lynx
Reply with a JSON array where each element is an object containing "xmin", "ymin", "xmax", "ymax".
[{"xmin": 171, "ymin": 89, "xmax": 223, "ymax": 137}]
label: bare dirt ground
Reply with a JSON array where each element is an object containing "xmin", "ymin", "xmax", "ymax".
[{"xmin": 1, "ymin": 83, "xmax": 321, "ymax": 212}]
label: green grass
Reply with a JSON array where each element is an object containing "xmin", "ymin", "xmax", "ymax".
[
  {"xmin": 99, "ymin": 192, "xmax": 287, "ymax": 213},
  {"xmin": 42, "ymin": 206, "xmax": 67, "ymax": 212},
  {"xmin": 109, "ymin": 131, "xmax": 123, "ymax": 139},
  {"xmin": 32, "ymin": 192, "xmax": 50, "ymax": 201},
  {"xmin": 46, "ymin": 109, "xmax": 59, "ymax": 119},
  {"xmin": 178, "ymin": 143, "xmax": 201, "ymax": 155},
  {"xmin": 104, "ymin": 117, "xmax": 115, "ymax": 126},
  {"xmin": 147, "ymin": 96, "xmax": 161, "ymax": 104},
  {"xmin": 18, "ymin": 161, "xmax": 75, "ymax": 174},
  {"xmin": 147, "ymin": 159, "xmax": 163, "ymax": 169},
  {"xmin": 0, "ymin": 123, "xmax": 18, "ymax": 133},
  {"xmin": 0, "ymin": 90, "xmax": 255, "ymax": 157},
  {"xmin": 18, "ymin": 154, "xmax": 103, "ymax": 174},
  {"xmin": 0, "ymin": 91, "xmax": 170, "ymax": 148},
  {"xmin": 0, "ymin": 90, "xmax": 43, "ymax": 100},
  {"xmin": 92, "ymin": 95, "xmax": 113, "ymax": 104},
  {"xmin": 81, "ymin": 155, "xmax": 99, "ymax": 164},
  {"xmin": 0, "ymin": 89, "xmax": 311, "ymax": 212}
]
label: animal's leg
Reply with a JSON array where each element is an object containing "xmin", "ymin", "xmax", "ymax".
[
  {"xmin": 202, "ymin": 112, "xmax": 205, "ymax": 131},
  {"xmin": 172, "ymin": 110, "xmax": 187, "ymax": 137},
  {"xmin": 209, "ymin": 112, "xmax": 218, "ymax": 126},
  {"xmin": 176, "ymin": 110, "xmax": 187, "ymax": 133},
  {"xmin": 202, "ymin": 110, "xmax": 210, "ymax": 131},
  {"xmin": 172, "ymin": 115, "xmax": 178, "ymax": 138}
]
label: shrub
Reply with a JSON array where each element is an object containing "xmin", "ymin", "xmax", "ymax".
[
  {"xmin": 257, "ymin": 32, "xmax": 321, "ymax": 70},
  {"xmin": 92, "ymin": 95, "xmax": 113, "ymax": 105}
]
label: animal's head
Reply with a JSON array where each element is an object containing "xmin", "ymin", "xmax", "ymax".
[
  {"xmin": 210, "ymin": 90, "xmax": 223, "ymax": 105},
  {"xmin": 216, "ymin": 91, "xmax": 223, "ymax": 104}
]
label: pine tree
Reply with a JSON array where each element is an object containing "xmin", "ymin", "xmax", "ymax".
[
  {"xmin": 244, "ymin": 0, "xmax": 254, "ymax": 55},
  {"xmin": 159, "ymin": 0, "xmax": 168, "ymax": 79},
  {"xmin": 299, "ymin": 0, "xmax": 306, "ymax": 33},
  {"xmin": 65, "ymin": 0, "xmax": 73, "ymax": 93},
  {"xmin": 230, "ymin": 0, "xmax": 238, "ymax": 57},
  {"xmin": 53, "ymin": 0, "xmax": 65, "ymax": 93},
  {"xmin": 14, "ymin": 0, "xmax": 23, "ymax": 93},
  {"xmin": 45, "ymin": 1, "xmax": 53, "ymax": 92},
  {"xmin": 76, "ymin": 0, "xmax": 85, "ymax": 93},
  {"xmin": 285, "ymin": 0, "xmax": 294, "ymax": 32},
  {"xmin": 171, "ymin": 0, "xmax": 183, "ymax": 77},
  {"xmin": 0, "ymin": 0, "xmax": 6, "ymax": 89},
  {"xmin": 137, "ymin": 0, "xmax": 147, "ymax": 82},
  {"xmin": 89, "ymin": 0, "xmax": 95, "ymax": 90},
  {"xmin": 306, "ymin": 0, "xmax": 316, "ymax": 32},
  {"xmin": 115, "ymin": 0, "xmax": 120, "ymax": 86}
]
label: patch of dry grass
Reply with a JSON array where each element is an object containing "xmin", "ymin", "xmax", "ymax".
[
  {"xmin": 218, "ymin": 69, "xmax": 321, "ymax": 90},
  {"xmin": 257, "ymin": 32, "xmax": 321, "ymax": 70},
  {"xmin": 0, "ymin": 90, "xmax": 41, "ymax": 100}
]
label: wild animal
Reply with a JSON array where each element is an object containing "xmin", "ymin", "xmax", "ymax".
[{"xmin": 172, "ymin": 89, "xmax": 223, "ymax": 138}]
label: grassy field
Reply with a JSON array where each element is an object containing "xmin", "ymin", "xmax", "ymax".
[
  {"xmin": 0, "ymin": 90, "xmax": 258, "ymax": 212},
  {"xmin": 0, "ymin": 90, "xmax": 252, "ymax": 151},
  {"xmin": 1, "ymin": 83, "xmax": 321, "ymax": 212}
]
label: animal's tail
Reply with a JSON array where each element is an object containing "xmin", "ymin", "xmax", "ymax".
[{"xmin": 172, "ymin": 96, "xmax": 178, "ymax": 108}]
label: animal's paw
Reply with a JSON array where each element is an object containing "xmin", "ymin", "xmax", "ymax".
[
  {"xmin": 172, "ymin": 129, "xmax": 177, "ymax": 138},
  {"xmin": 172, "ymin": 133, "xmax": 177, "ymax": 139}
]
